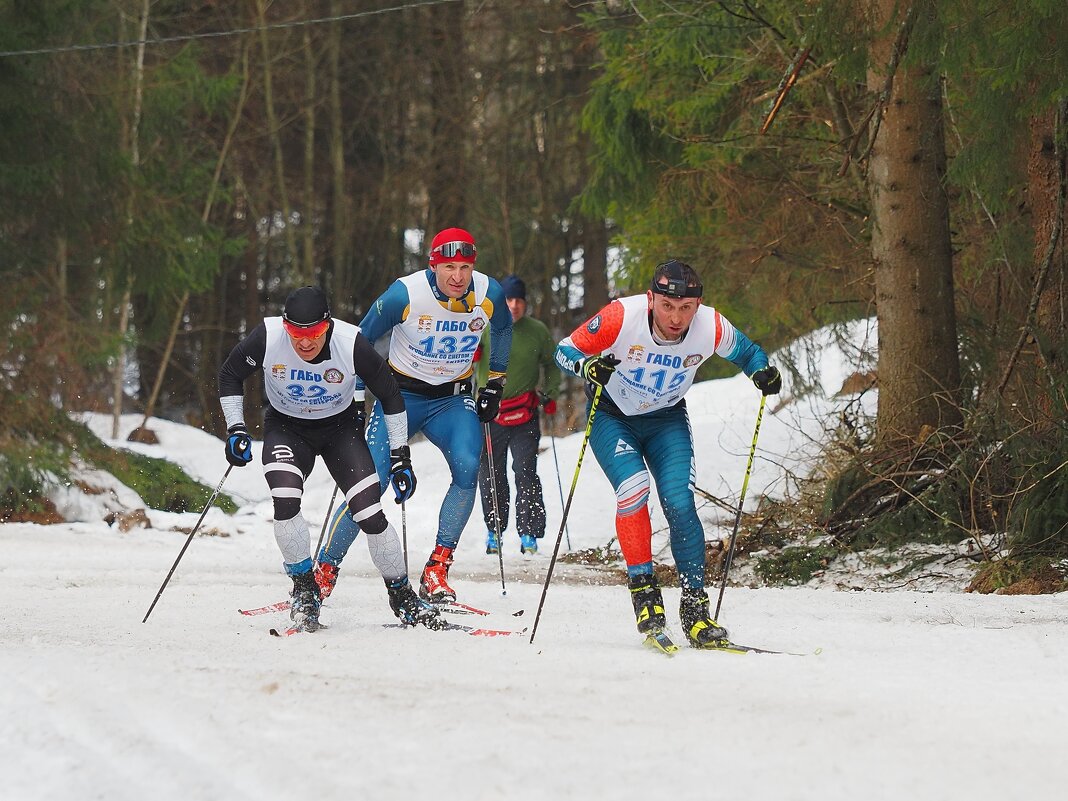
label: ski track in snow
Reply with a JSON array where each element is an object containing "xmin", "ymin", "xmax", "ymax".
[{"xmin": 2, "ymin": 522, "xmax": 1066, "ymax": 801}]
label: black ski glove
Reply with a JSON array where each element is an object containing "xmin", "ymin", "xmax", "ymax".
[
  {"xmin": 225, "ymin": 424, "xmax": 253, "ymax": 467},
  {"xmin": 752, "ymin": 366, "xmax": 782, "ymax": 396},
  {"xmin": 389, "ymin": 446, "xmax": 417, "ymax": 503},
  {"xmin": 582, "ymin": 354, "xmax": 621, "ymax": 388},
  {"xmin": 476, "ymin": 379, "xmax": 505, "ymax": 423}
]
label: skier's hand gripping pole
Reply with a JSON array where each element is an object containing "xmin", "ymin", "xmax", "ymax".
[{"xmin": 529, "ymin": 385, "xmax": 604, "ymax": 644}]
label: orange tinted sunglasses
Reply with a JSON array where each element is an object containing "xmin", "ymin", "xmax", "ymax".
[{"xmin": 282, "ymin": 318, "xmax": 331, "ymax": 339}]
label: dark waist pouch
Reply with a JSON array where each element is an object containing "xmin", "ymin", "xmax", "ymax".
[{"xmin": 393, "ymin": 370, "xmax": 474, "ymax": 399}]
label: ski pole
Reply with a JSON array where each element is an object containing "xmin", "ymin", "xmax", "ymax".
[
  {"xmin": 548, "ymin": 426, "xmax": 572, "ymax": 551},
  {"xmin": 529, "ymin": 385, "xmax": 603, "ymax": 645},
  {"xmin": 484, "ymin": 422, "xmax": 508, "ymax": 596},
  {"xmin": 401, "ymin": 499, "xmax": 408, "ymax": 573},
  {"xmin": 143, "ymin": 465, "xmax": 232, "ymax": 623},
  {"xmin": 713, "ymin": 395, "xmax": 766, "ymax": 621},
  {"xmin": 313, "ymin": 484, "xmax": 339, "ymax": 568}
]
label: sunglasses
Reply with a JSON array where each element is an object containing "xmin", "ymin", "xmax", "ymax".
[
  {"xmin": 282, "ymin": 318, "xmax": 331, "ymax": 340},
  {"xmin": 432, "ymin": 241, "xmax": 477, "ymax": 259}
]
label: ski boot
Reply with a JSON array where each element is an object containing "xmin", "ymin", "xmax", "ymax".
[
  {"xmin": 628, "ymin": 572, "xmax": 667, "ymax": 634},
  {"xmin": 419, "ymin": 544, "xmax": 457, "ymax": 604},
  {"xmin": 290, "ymin": 570, "xmax": 323, "ymax": 632},
  {"xmin": 680, "ymin": 588, "xmax": 729, "ymax": 648},
  {"xmin": 387, "ymin": 577, "xmax": 447, "ymax": 630},
  {"xmin": 314, "ymin": 561, "xmax": 339, "ymax": 599},
  {"xmin": 486, "ymin": 530, "xmax": 499, "ymax": 555},
  {"xmin": 520, "ymin": 534, "xmax": 538, "ymax": 556}
]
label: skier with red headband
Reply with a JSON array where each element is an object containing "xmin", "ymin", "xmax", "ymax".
[
  {"xmin": 555, "ymin": 260, "xmax": 781, "ymax": 649},
  {"xmin": 317, "ymin": 228, "xmax": 512, "ymax": 605},
  {"xmin": 217, "ymin": 286, "xmax": 443, "ymax": 633}
]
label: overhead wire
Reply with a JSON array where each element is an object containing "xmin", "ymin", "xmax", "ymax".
[{"xmin": 0, "ymin": 0, "xmax": 461, "ymax": 59}]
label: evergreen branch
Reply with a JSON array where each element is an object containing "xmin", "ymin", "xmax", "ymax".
[{"xmin": 760, "ymin": 46, "xmax": 812, "ymax": 135}]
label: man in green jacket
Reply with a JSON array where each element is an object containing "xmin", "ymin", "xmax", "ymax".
[{"xmin": 477, "ymin": 275, "xmax": 562, "ymax": 555}]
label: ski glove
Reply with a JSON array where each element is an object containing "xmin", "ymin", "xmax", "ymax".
[
  {"xmin": 582, "ymin": 354, "xmax": 620, "ymax": 388},
  {"xmin": 476, "ymin": 379, "xmax": 505, "ymax": 423},
  {"xmin": 389, "ymin": 446, "xmax": 417, "ymax": 504},
  {"xmin": 225, "ymin": 424, "xmax": 253, "ymax": 467},
  {"xmin": 752, "ymin": 366, "xmax": 782, "ymax": 396},
  {"xmin": 540, "ymin": 394, "xmax": 557, "ymax": 416}
]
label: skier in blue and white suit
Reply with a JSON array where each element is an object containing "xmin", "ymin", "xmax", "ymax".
[
  {"xmin": 317, "ymin": 227, "xmax": 512, "ymax": 604},
  {"xmin": 555, "ymin": 259, "xmax": 782, "ymax": 649}
]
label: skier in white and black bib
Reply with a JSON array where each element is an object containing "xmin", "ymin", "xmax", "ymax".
[{"xmin": 217, "ymin": 286, "xmax": 444, "ymax": 632}]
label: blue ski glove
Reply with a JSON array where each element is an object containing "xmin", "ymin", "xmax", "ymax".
[
  {"xmin": 582, "ymin": 354, "xmax": 620, "ymax": 388},
  {"xmin": 752, "ymin": 366, "xmax": 782, "ymax": 396},
  {"xmin": 389, "ymin": 446, "xmax": 417, "ymax": 504},
  {"xmin": 225, "ymin": 424, "xmax": 253, "ymax": 467},
  {"xmin": 476, "ymin": 379, "xmax": 505, "ymax": 423}
]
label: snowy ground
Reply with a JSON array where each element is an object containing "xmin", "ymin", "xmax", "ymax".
[{"xmin": 3, "ymin": 319, "xmax": 1066, "ymax": 799}]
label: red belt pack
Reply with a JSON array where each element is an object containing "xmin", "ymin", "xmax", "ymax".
[{"xmin": 495, "ymin": 390, "xmax": 539, "ymax": 426}]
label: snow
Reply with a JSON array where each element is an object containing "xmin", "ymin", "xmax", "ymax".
[{"xmin": 2, "ymin": 318, "xmax": 1066, "ymax": 800}]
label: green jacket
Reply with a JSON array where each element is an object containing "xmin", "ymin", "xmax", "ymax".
[{"xmin": 477, "ymin": 314, "xmax": 561, "ymax": 400}]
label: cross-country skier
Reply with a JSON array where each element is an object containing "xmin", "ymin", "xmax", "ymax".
[
  {"xmin": 475, "ymin": 274, "xmax": 562, "ymax": 556},
  {"xmin": 554, "ymin": 260, "xmax": 782, "ymax": 648},
  {"xmin": 217, "ymin": 286, "xmax": 442, "ymax": 632},
  {"xmin": 316, "ymin": 228, "xmax": 512, "ymax": 604}
]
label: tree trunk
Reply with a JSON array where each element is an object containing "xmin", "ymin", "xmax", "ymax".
[
  {"xmin": 301, "ymin": 13, "xmax": 317, "ymax": 285},
  {"xmin": 111, "ymin": 0, "xmax": 150, "ymax": 439},
  {"xmin": 581, "ymin": 216, "xmax": 610, "ymax": 317},
  {"xmin": 256, "ymin": 0, "xmax": 299, "ymax": 276},
  {"xmin": 131, "ymin": 40, "xmax": 252, "ymax": 438},
  {"xmin": 866, "ymin": 0, "xmax": 961, "ymax": 441},
  {"xmin": 1018, "ymin": 100, "xmax": 1067, "ymax": 425},
  {"xmin": 327, "ymin": 0, "xmax": 348, "ymax": 299},
  {"xmin": 426, "ymin": 2, "xmax": 467, "ymax": 233}
]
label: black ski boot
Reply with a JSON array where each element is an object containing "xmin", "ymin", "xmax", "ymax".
[
  {"xmin": 628, "ymin": 572, "xmax": 667, "ymax": 634},
  {"xmin": 290, "ymin": 570, "xmax": 323, "ymax": 632},
  {"xmin": 680, "ymin": 588, "xmax": 729, "ymax": 648},
  {"xmin": 387, "ymin": 577, "xmax": 447, "ymax": 630}
]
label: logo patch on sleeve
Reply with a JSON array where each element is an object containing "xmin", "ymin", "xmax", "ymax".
[{"xmin": 586, "ymin": 315, "xmax": 602, "ymax": 334}]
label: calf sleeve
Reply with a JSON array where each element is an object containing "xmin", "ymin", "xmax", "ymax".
[
  {"xmin": 616, "ymin": 506, "xmax": 653, "ymax": 569},
  {"xmin": 615, "ymin": 471, "xmax": 653, "ymax": 569},
  {"xmin": 364, "ymin": 523, "xmax": 407, "ymax": 583},
  {"xmin": 274, "ymin": 513, "xmax": 311, "ymax": 573}
]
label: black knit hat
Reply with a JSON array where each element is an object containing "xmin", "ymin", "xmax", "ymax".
[
  {"xmin": 500, "ymin": 275, "xmax": 527, "ymax": 300},
  {"xmin": 283, "ymin": 286, "xmax": 330, "ymax": 326}
]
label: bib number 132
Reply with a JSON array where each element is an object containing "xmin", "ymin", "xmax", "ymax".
[{"xmin": 417, "ymin": 334, "xmax": 479, "ymax": 356}]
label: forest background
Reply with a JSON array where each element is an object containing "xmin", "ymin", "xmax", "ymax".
[{"xmin": 1, "ymin": 0, "xmax": 1065, "ymax": 589}]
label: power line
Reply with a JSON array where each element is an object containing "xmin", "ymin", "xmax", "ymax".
[{"xmin": 0, "ymin": 0, "xmax": 461, "ymax": 59}]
